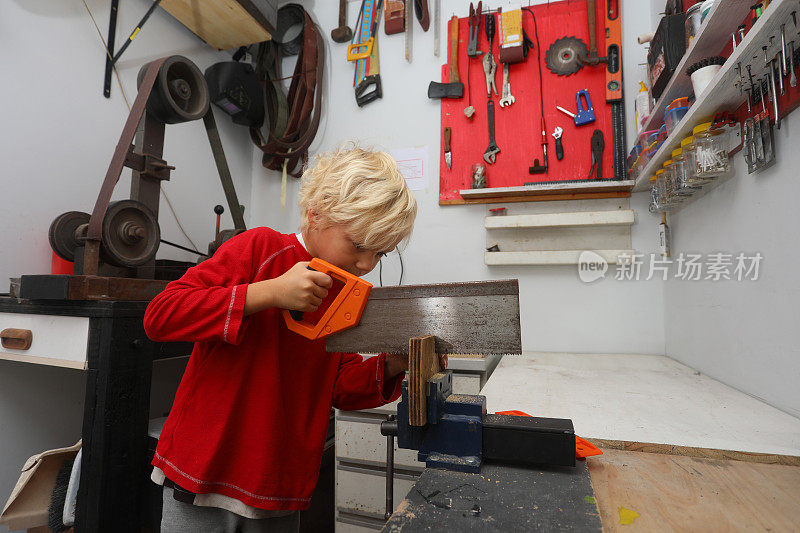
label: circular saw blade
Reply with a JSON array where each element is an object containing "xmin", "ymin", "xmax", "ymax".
[{"xmin": 545, "ymin": 36, "xmax": 589, "ymax": 76}]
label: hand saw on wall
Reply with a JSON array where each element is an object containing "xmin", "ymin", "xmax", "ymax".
[{"xmin": 349, "ymin": 0, "xmax": 384, "ymax": 106}]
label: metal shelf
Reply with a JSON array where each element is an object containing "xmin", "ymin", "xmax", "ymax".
[{"xmin": 634, "ymin": 0, "xmax": 798, "ymax": 192}]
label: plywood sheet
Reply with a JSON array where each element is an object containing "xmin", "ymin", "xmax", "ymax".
[
  {"xmin": 409, "ymin": 335, "xmax": 439, "ymax": 426},
  {"xmin": 160, "ymin": 0, "xmax": 272, "ymax": 50},
  {"xmin": 589, "ymin": 449, "xmax": 800, "ymax": 532}
]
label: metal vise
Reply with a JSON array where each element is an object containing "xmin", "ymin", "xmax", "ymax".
[{"xmin": 381, "ymin": 371, "xmax": 577, "ymax": 474}]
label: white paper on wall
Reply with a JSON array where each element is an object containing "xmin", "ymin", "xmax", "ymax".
[{"xmin": 390, "ymin": 146, "xmax": 429, "ymax": 191}]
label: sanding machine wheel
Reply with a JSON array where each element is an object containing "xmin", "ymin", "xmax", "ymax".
[
  {"xmin": 100, "ymin": 200, "xmax": 160, "ymax": 268},
  {"xmin": 136, "ymin": 55, "xmax": 209, "ymax": 124},
  {"xmin": 545, "ymin": 36, "xmax": 589, "ymax": 76},
  {"xmin": 49, "ymin": 211, "xmax": 90, "ymax": 262}
]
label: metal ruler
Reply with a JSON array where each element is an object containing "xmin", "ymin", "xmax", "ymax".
[
  {"xmin": 612, "ymin": 102, "xmax": 626, "ymax": 180},
  {"xmin": 434, "ymin": 0, "xmax": 441, "ymax": 56},
  {"xmin": 405, "ymin": 0, "xmax": 413, "ymax": 61}
]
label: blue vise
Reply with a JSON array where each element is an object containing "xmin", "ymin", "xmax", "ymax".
[{"xmin": 385, "ymin": 370, "xmax": 576, "ymax": 474}]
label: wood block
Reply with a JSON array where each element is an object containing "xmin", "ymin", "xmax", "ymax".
[
  {"xmin": 408, "ymin": 335, "xmax": 439, "ymax": 427},
  {"xmin": 589, "ymin": 448, "xmax": 800, "ymax": 531},
  {"xmin": 160, "ymin": 0, "xmax": 273, "ymax": 50}
]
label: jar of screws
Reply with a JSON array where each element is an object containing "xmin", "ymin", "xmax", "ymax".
[{"xmin": 692, "ymin": 121, "xmax": 729, "ymax": 180}]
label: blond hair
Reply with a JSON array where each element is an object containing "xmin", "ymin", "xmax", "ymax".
[{"xmin": 298, "ymin": 146, "xmax": 417, "ymax": 252}]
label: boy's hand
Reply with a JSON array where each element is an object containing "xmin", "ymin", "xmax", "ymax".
[
  {"xmin": 384, "ymin": 353, "xmax": 448, "ymax": 380},
  {"xmin": 245, "ymin": 261, "xmax": 333, "ymax": 315}
]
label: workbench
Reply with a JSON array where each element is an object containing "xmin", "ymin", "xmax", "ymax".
[
  {"xmin": 385, "ymin": 352, "xmax": 800, "ymax": 531},
  {"xmin": 0, "ymin": 297, "xmax": 191, "ymax": 532}
]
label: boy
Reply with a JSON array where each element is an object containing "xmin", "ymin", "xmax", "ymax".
[{"xmin": 144, "ymin": 147, "xmax": 436, "ymax": 531}]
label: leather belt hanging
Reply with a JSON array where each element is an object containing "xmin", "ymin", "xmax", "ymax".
[{"xmin": 250, "ymin": 5, "xmax": 324, "ymax": 177}]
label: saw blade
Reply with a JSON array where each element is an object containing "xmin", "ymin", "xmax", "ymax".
[
  {"xmin": 545, "ymin": 36, "xmax": 588, "ymax": 76},
  {"xmin": 325, "ymin": 279, "xmax": 521, "ymax": 355}
]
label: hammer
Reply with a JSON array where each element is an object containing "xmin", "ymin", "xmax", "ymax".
[
  {"xmin": 427, "ymin": 15, "xmax": 464, "ymax": 98},
  {"xmin": 331, "ymin": 0, "xmax": 353, "ymax": 43}
]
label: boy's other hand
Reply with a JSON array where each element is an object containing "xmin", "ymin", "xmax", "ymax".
[{"xmin": 245, "ymin": 261, "xmax": 333, "ymax": 316}]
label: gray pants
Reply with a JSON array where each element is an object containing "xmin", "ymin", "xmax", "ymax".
[{"xmin": 161, "ymin": 487, "xmax": 300, "ymax": 533}]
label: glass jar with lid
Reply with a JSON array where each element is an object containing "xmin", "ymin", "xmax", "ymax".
[
  {"xmin": 671, "ymin": 147, "xmax": 696, "ymax": 197},
  {"xmin": 692, "ymin": 121, "xmax": 729, "ymax": 179},
  {"xmin": 649, "ymin": 174, "xmax": 660, "ymax": 212},
  {"xmin": 685, "ymin": 3, "xmax": 704, "ymax": 49},
  {"xmin": 655, "ymin": 169, "xmax": 667, "ymax": 206},
  {"xmin": 680, "ymin": 135, "xmax": 701, "ymax": 185},
  {"xmin": 662, "ymin": 159, "xmax": 677, "ymax": 204}
]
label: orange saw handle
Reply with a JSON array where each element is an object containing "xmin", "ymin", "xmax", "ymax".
[{"xmin": 282, "ymin": 258, "xmax": 372, "ymax": 340}]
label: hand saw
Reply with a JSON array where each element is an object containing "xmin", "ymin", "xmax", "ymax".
[
  {"xmin": 351, "ymin": 0, "xmax": 383, "ymax": 106},
  {"xmin": 325, "ymin": 279, "xmax": 522, "ymax": 354}
]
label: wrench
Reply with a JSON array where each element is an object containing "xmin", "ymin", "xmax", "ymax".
[
  {"xmin": 483, "ymin": 100, "xmax": 500, "ymax": 164},
  {"xmin": 499, "ymin": 63, "xmax": 515, "ymax": 107},
  {"xmin": 482, "ymin": 53, "xmax": 498, "ymax": 97},
  {"xmin": 790, "ymin": 41, "xmax": 797, "ymax": 88},
  {"xmin": 552, "ymin": 127, "xmax": 564, "ymax": 160}
]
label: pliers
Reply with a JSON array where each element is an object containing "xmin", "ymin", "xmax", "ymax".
[
  {"xmin": 467, "ymin": 2, "xmax": 483, "ymax": 57},
  {"xmin": 483, "ymin": 52, "xmax": 497, "ymax": 97},
  {"xmin": 588, "ymin": 129, "xmax": 604, "ymax": 179}
]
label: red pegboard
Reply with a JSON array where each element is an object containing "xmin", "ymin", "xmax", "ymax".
[{"xmin": 439, "ymin": 0, "xmax": 617, "ymax": 203}]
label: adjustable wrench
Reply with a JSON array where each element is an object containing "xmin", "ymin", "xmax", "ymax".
[
  {"xmin": 499, "ymin": 63, "xmax": 515, "ymax": 107},
  {"xmin": 483, "ymin": 100, "xmax": 500, "ymax": 163}
]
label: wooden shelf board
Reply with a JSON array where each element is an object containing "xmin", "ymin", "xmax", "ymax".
[
  {"xmin": 484, "ymin": 249, "xmax": 634, "ymax": 266},
  {"xmin": 456, "ymin": 180, "xmax": 635, "ymax": 203},
  {"xmin": 440, "ymin": 191, "xmax": 631, "ymax": 205},
  {"xmin": 485, "ymin": 210, "xmax": 635, "ymax": 229},
  {"xmin": 160, "ymin": 0, "xmax": 273, "ymax": 50}
]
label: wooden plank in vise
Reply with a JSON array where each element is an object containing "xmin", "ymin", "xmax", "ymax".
[{"xmin": 409, "ymin": 335, "xmax": 440, "ymax": 427}]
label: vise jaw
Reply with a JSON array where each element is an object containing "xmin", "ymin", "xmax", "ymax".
[{"xmin": 397, "ymin": 371, "xmax": 486, "ymax": 473}]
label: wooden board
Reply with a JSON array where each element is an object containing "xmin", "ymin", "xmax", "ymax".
[
  {"xmin": 409, "ymin": 335, "xmax": 439, "ymax": 426},
  {"xmin": 590, "ymin": 439, "xmax": 800, "ymax": 467},
  {"xmin": 440, "ymin": 190, "xmax": 631, "ymax": 205},
  {"xmin": 589, "ymin": 448, "xmax": 800, "ymax": 531},
  {"xmin": 160, "ymin": 0, "xmax": 273, "ymax": 50}
]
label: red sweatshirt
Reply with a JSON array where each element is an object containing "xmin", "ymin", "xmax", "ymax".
[{"xmin": 144, "ymin": 227, "xmax": 403, "ymax": 510}]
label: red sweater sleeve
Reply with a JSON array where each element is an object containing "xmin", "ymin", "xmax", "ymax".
[
  {"xmin": 332, "ymin": 353, "xmax": 405, "ymax": 411},
  {"xmin": 143, "ymin": 230, "xmax": 264, "ymax": 344}
]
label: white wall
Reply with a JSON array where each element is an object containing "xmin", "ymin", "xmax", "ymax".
[
  {"xmin": 0, "ymin": 1, "xmax": 252, "ymax": 528},
  {"xmin": 0, "ymin": 0, "xmax": 255, "ymax": 286},
  {"xmin": 251, "ymin": 0, "xmax": 664, "ymax": 355},
  {"xmin": 664, "ymin": 112, "xmax": 800, "ymax": 417}
]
